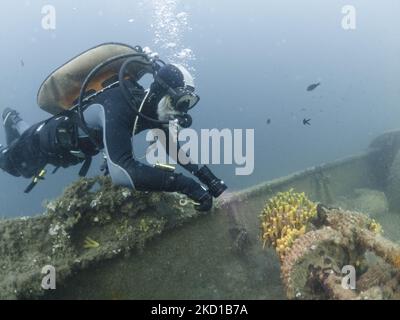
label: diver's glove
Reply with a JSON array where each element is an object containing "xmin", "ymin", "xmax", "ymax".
[{"xmin": 194, "ymin": 165, "xmax": 227, "ymax": 198}]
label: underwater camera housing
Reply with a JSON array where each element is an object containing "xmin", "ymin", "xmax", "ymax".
[{"xmin": 195, "ymin": 165, "xmax": 227, "ymax": 198}]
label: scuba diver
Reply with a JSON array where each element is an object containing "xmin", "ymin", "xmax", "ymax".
[{"xmin": 0, "ymin": 43, "xmax": 227, "ymax": 211}]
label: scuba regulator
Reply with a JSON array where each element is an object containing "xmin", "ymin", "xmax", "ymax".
[{"xmin": 118, "ymin": 46, "xmax": 199, "ymax": 129}]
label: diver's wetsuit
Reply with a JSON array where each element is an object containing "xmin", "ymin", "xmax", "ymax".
[
  {"xmin": 83, "ymin": 84, "xmax": 201, "ymax": 192},
  {"xmin": 0, "ymin": 82, "xmax": 212, "ymax": 210}
]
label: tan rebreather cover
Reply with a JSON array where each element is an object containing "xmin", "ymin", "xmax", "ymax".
[{"xmin": 37, "ymin": 43, "xmax": 153, "ymax": 115}]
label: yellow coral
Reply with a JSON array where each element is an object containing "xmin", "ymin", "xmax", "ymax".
[
  {"xmin": 138, "ymin": 219, "xmax": 150, "ymax": 233},
  {"xmin": 368, "ymin": 219, "xmax": 383, "ymax": 235},
  {"xmin": 83, "ymin": 236, "xmax": 100, "ymax": 249},
  {"xmin": 260, "ymin": 189, "xmax": 317, "ymax": 260}
]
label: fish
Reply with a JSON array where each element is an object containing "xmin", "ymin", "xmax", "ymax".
[
  {"xmin": 266, "ymin": 118, "xmax": 271, "ymax": 125},
  {"xmin": 303, "ymin": 118, "xmax": 311, "ymax": 126},
  {"xmin": 307, "ymin": 82, "xmax": 321, "ymax": 92},
  {"xmin": 20, "ymin": 59, "xmax": 25, "ymax": 67}
]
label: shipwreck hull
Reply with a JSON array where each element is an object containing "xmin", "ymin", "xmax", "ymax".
[
  {"xmin": 49, "ymin": 153, "xmax": 378, "ymax": 299},
  {"xmin": 2, "ymin": 130, "xmax": 400, "ymax": 300}
]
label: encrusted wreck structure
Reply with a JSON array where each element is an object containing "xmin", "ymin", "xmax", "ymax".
[
  {"xmin": 261, "ymin": 190, "xmax": 400, "ymax": 299},
  {"xmin": 1, "ymin": 130, "xmax": 400, "ymax": 299},
  {"xmin": 0, "ymin": 176, "xmax": 199, "ymax": 299}
]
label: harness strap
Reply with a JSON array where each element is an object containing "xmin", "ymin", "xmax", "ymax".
[{"xmin": 79, "ymin": 156, "xmax": 92, "ymax": 177}]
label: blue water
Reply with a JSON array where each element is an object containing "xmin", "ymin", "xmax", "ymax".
[{"xmin": 0, "ymin": 0, "xmax": 399, "ymax": 217}]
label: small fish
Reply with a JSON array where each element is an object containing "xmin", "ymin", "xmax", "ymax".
[
  {"xmin": 266, "ymin": 118, "xmax": 271, "ymax": 125},
  {"xmin": 307, "ymin": 82, "xmax": 321, "ymax": 92},
  {"xmin": 20, "ymin": 59, "xmax": 25, "ymax": 67},
  {"xmin": 303, "ymin": 118, "xmax": 311, "ymax": 126}
]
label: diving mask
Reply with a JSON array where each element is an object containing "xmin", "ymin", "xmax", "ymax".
[
  {"xmin": 155, "ymin": 63, "xmax": 200, "ymax": 112},
  {"xmin": 168, "ymin": 86, "xmax": 200, "ymax": 112}
]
